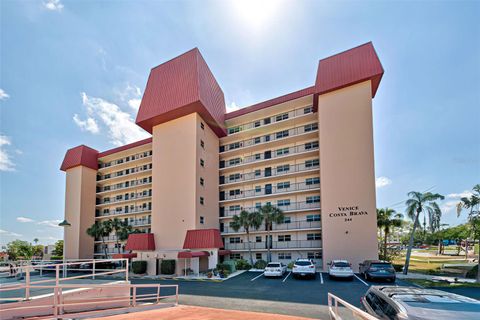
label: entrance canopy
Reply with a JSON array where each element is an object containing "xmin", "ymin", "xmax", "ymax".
[
  {"xmin": 125, "ymin": 233, "xmax": 155, "ymax": 251},
  {"xmin": 177, "ymin": 251, "xmax": 210, "ymax": 259},
  {"xmin": 218, "ymin": 250, "xmax": 231, "ymax": 256}
]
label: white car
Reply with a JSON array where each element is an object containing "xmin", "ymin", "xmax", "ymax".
[
  {"xmin": 264, "ymin": 262, "xmax": 287, "ymax": 277},
  {"xmin": 328, "ymin": 260, "xmax": 354, "ymax": 280},
  {"xmin": 292, "ymin": 259, "xmax": 316, "ymax": 278}
]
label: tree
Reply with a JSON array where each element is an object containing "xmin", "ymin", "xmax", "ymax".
[
  {"xmin": 403, "ymin": 191, "xmax": 444, "ymax": 274},
  {"xmin": 6, "ymin": 240, "xmax": 33, "ymax": 260},
  {"xmin": 86, "ymin": 221, "xmax": 112, "ymax": 258},
  {"xmin": 377, "ymin": 208, "xmax": 403, "ymax": 260},
  {"xmin": 259, "ymin": 203, "xmax": 285, "ymax": 262},
  {"xmin": 230, "ymin": 210, "xmax": 263, "ymax": 265},
  {"xmin": 457, "ymin": 184, "xmax": 480, "ymax": 282},
  {"xmin": 52, "ymin": 240, "xmax": 64, "ymax": 257},
  {"xmin": 33, "ymin": 238, "xmax": 39, "ymax": 245},
  {"xmin": 112, "ymin": 219, "xmax": 133, "ymax": 253}
]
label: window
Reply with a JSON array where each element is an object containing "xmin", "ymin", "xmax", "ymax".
[
  {"xmin": 276, "ymin": 164, "xmax": 290, "ymax": 173},
  {"xmin": 275, "ymin": 113, "xmax": 289, "ymax": 122},
  {"xmin": 228, "ymin": 126, "xmax": 240, "ymax": 134},
  {"xmin": 254, "ymin": 169, "xmax": 261, "ymax": 177},
  {"xmin": 264, "ymin": 135, "xmax": 271, "ymax": 142},
  {"xmin": 254, "ymin": 121, "xmax": 261, "ymax": 128},
  {"xmin": 256, "ymin": 253, "xmax": 262, "ymax": 259},
  {"xmin": 200, "ymin": 140, "xmax": 205, "ymax": 149},
  {"xmin": 255, "ymin": 186, "xmax": 261, "ymax": 193},
  {"xmin": 200, "ymin": 216, "xmax": 204, "ymax": 224},
  {"xmin": 103, "ymin": 209, "xmax": 110, "ymax": 214},
  {"xmin": 305, "ymin": 159, "xmax": 319, "ymax": 168},
  {"xmin": 307, "ymin": 252, "xmax": 322, "ymax": 259},
  {"xmin": 277, "ymin": 199, "xmax": 291, "ymax": 207},
  {"xmin": 200, "ymin": 177, "xmax": 204, "ymax": 186},
  {"xmin": 278, "ymin": 235, "xmax": 291, "ymax": 242},
  {"xmin": 230, "ymin": 253, "xmax": 242, "ymax": 260},
  {"xmin": 200, "ymin": 122, "xmax": 205, "ymax": 130},
  {"xmin": 306, "ymin": 214, "xmax": 321, "ymax": 222},
  {"xmin": 229, "ymin": 142, "xmax": 241, "ymax": 150},
  {"xmin": 254, "ymin": 137, "xmax": 261, "ymax": 144},
  {"xmin": 306, "ymin": 196, "xmax": 320, "ymax": 204},
  {"xmin": 304, "ymin": 106, "xmax": 313, "ymax": 114},
  {"xmin": 278, "ymin": 252, "xmax": 291, "ymax": 260},
  {"xmin": 277, "ymin": 181, "xmax": 290, "ymax": 190},
  {"xmin": 276, "ymin": 147, "xmax": 289, "ymax": 156},
  {"xmin": 229, "ymin": 237, "xmax": 241, "ymax": 244},
  {"xmin": 276, "ymin": 130, "xmax": 289, "ymax": 139},
  {"xmin": 305, "ymin": 177, "xmax": 320, "ymax": 185},
  {"xmin": 229, "ymin": 205, "xmax": 241, "ymax": 212},
  {"xmin": 229, "ymin": 189, "xmax": 241, "ymax": 196},
  {"xmin": 255, "ymin": 236, "xmax": 262, "ymax": 243},
  {"xmin": 307, "ymin": 233, "xmax": 321, "ymax": 240},
  {"xmin": 255, "ymin": 202, "xmax": 261, "ymax": 209},
  {"xmin": 200, "ymin": 159, "xmax": 205, "ymax": 167},
  {"xmin": 305, "ymin": 141, "xmax": 319, "ymax": 150},
  {"xmin": 283, "ymin": 216, "xmax": 291, "ymax": 224},
  {"xmin": 200, "ymin": 197, "xmax": 204, "ymax": 205},
  {"xmin": 228, "ymin": 158, "xmax": 240, "ymax": 166},
  {"xmin": 229, "ymin": 173, "xmax": 241, "ymax": 181},
  {"xmin": 304, "ymin": 123, "xmax": 318, "ymax": 132},
  {"xmin": 255, "ymin": 153, "xmax": 261, "ymax": 160}
]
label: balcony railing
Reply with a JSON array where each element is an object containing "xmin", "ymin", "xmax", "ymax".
[
  {"xmin": 96, "ymin": 207, "xmax": 151, "ymax": 217},
  {"xmin": 224, "ymin": 240, "xmax": 322, "ymax": 250},
  {"xmin": 97, "ymin": 193, "xmax": 152, "ymax": 206},
  {"xmin": 221, "ymin": 181, "xmax": 320, "ymax": 201},
  {"xmin": 97, "ymin": 177, "xmax": 152, "ymax": 194},
  {"xmin": 220, "ymin": 162, "xmax": 319, "ymax": 185},
  {"xmin": 129, "ymin": 218, "xmax": 151, "ymax": 227},
  {"xmin": 221, "ymin": 220, "xmax": 321, "ymax": 234},
  {"xmin": 97, "ymin": 164, "xmax": 152, "ymax": 182},
  {"xmin": 94, "ymin": 249, "xmax": 129, "ymax": 255},
  {"xmin": 226, "ymin": 105, "xmax": 314, "ymax": 135},
  {"xmin": 220, "ymin": 143, "xmax": 319, "ymax": 169},
  {"xmin": 220, "ymin": 200, "xmax": 320, "ymax": 217},
  {"xmin": 98, "ymin": 151, "xmax": 152, "ymax": 169},
  {"xmin": 221, "ymin": 123, "xmax": 318, "ymax": 153}
]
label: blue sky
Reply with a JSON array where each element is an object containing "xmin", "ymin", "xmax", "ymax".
[{"xmin": 0, "ymin": 0, "xmax": 479, "ymax": 247}]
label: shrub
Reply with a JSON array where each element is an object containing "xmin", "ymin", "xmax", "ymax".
[
  {"xmin": 161, "ymin": 259, "xmax": 176, "ymax": 275},
  {"xmin": 50, "ymin": 255, "xmax": 63, "ymax": 261},
  {"xmin": 254, "ymin": 259, "xmax": 267, "ymax": 269},
  {"xmin": 216, "ymin": 262, "xmax": 232, "ymax": 273},
  {"xmin": 132, "ymin": 261, "xmax": 147, "ymax": 274},
  {"xmin": 466, "ymin": 265, "xmax": 478, "ymax": 279},
  {"xmin": 235, "ymin": 259, "xmax": 251, "ymax": 270},
  {"xmin": 287, "ymin": 261, "xmax": 295, "ymax": 269}
]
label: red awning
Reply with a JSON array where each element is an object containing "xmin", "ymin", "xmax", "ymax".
[
  {"xmin": 218, "ymin": 250, "xmax": 231, "ymax": 256},
  {"xmin": 177, "ymin": 251, "xmax": 210, "ymax": 259},
  {"xmin": 112, "ymin": 253, "xmax": 137, "ymax": 259},
  {"xmin": 183, "ymin": 229, "xmax": 224, "ymax": 249},
  {"xmin": 125, "ymin": 233, "xmax": 155, "ymax": 251}
]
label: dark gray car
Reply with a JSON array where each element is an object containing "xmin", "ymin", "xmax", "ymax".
[{"xmin": 359, "ymin": 260, "xmax": 396, "ymax": 282}]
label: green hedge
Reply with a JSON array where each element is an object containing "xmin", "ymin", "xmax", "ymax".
[
  {"xmin": 132, "ymin": 261, "xmax": 147, "ymax": 274},
  {"xmin": 254, "ymin": 259, "xmax": 267, "ymax": 269},
  {"xmin": 235, "ymin": 259, "xmax": 251, "ymax": 270},
  {"xmin": 161, "ymin": 260, "xmax": 176, "ymax": 275},
  {"xmin": 216, "ymin": 262, "xmax": 233, "ymax": 273},
  {"xmin": 50, "ymin": 256, "xmax": 63, "ymax": 261}
]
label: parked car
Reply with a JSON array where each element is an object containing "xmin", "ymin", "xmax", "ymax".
[
  {"xmin": 361, "ymin": 286, "xmax": 480, "ymax": 320},
  {"xmin": 328, "ymin": 260, "xmax": 354, "ymax": 280},
  {"xmin": 359, "ymin": 260, "xmax": 396, "ymax": 282},
  {"xmin": 292, "ymin": 259, "xmax": 316, "ymax": 278},
  {"xmin": 264, "ymin": 262, "xmax": 287, "ymax": 277}
]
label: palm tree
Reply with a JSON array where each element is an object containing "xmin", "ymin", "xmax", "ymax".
[
  {"xmin": 259, "ymin": 203, "xmax": 285, "ymax": 262},
  {"xmin": 111, "ymin": 218, "xmax": 128, "ymax": 254},
  {"xmin": 457, "ymin": 184, "xmax": 480, "ymax": 282},
  {"xmin": 101, "ymin": 220, "xmax": 113, "ymax": 257},
  {"xmin": 33, "ymin": 238, "xmax": 39, "ymax": 245},
  {"xmin": 230, "ymin": 210, "xmax": 263, "ymax": 265},
  {"xmin": 403, "ymin": 191, "xmax": 444, "ymax": 274},
  {"xmin": 86, "ymin": 220, "xmax": 113, "ymax": 259},
  {"xmin": 377, "ymin": 208, "xmax": 403, "ymax": 260}
]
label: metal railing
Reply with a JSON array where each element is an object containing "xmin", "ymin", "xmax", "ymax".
[
  {"xmin": 221, "ymin": 122, "xmax": 318, "ymax": 153},
  {"xmin": 221, "ymin": 200, "xmax": 320, "ymax": 217},
  {"xmin": 97, "ymin": 165, "xmax": 152, "ymax": 182},
  {"xmin": 97, "ymin": 178, "xmax": 152, "ymax": 194},
  {"xmin": 99, "ymin": 152, "xmax": 152, "ymax": 169},
  {"xmin": 221, "ymin": 220, "xmax": 321, "ymax": 234},
  {"xmin": 220, "ymin": 162, "xmax": 320, "ymax": 185},
  {"xmin": 226, "ymin": 105, "xmax": 314, "ymax": 135},
  {"xmin": 96, "ymin": 206, "xmax": 151, "ymax": 217},
  {"xmin": 221, "ymin": 181, "xmax": 320, "ymax": 201},
  {"xmin": 225, "ymin": 240, "xmax": 322, "ymax": 250},
  {"xmin": 220, "ymin": 143, "xmax": 319, "ymax": 169},
  {"xmin": 97, "ymin": 193, "xmax": 152, "ymax": 206},
  {"xmin": 328, "ymin": 293, "xmax": 378, "ymax": 320}
]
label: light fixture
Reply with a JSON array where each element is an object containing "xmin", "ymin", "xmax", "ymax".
[{"xmin": 58, "ymin": 220, "xmax": 71, "ymax": 227}]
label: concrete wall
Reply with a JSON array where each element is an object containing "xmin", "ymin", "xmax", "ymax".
[
  {"xmin": 318, "ymin": 80, "xmax": 378, "ymax": 272},
  {"xmin": 64, "ymin": 166, "xmax": 96, "ymax": 259}
]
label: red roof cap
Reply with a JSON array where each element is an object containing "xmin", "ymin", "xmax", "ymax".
[
  {"xmin": 136, "ymin": 48, "xmax": 227, "ymax": 137},
  {"xmin": 60, "ymin": 145, "xmax": 99, "ymax": 171},
  {"xmin": 315, "ymin": 42, "xmax": 384, "ymax": 97},
  {"xmin": 125, "ymin": 233, "xmax": 156, "ymax": 251},
  {"xmin": 183, "ymin": 229, "xmax": 224, "ymax": 249}
]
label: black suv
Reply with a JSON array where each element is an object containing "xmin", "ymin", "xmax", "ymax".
[{"xmin": 359, "ymin": 260, "xmax": 395, "ymax": 282}]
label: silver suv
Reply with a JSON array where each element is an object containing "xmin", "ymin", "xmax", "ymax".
[{"xmin": 361, "ymin": 286, "xmax": 480, "ymax": 320}]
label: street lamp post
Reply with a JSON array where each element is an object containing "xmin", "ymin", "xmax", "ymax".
[{"xmin": 58, "ymin": 219, "xmax": 71, "ymax": 278}]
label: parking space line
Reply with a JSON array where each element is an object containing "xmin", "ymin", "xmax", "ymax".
[
  {"xmin": 319, "ymin": 272, "xmax": 324, "ymax": 284},
  {"xmin": 354, "ymin": 274, "xmax": 369, "ymax": 286},
  {"xmin": 282, "ymin": 271, "xmax": 291, "ymax": 283},
  {"xmin": 250, "ymin": 273, "xmax": 264, "ymax": 281}
]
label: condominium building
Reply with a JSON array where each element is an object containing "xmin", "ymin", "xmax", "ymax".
[{"xmin": 61, "ymin": 42, "xmax": 383, "ymax": 274}]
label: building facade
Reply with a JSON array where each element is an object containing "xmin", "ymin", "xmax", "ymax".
[{"xmin": 61, "ymin": 42, "xmax": 383, "ymax": 273}]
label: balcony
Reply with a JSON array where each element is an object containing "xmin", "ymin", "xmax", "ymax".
[
  {"xmin": 220, "ymin": 123, "xmax": 318, "ymax": 154},
  {"xmin": 96, "ymin": 206, "xmax": 152, "ymax": 218},
  {"xmin": 220, "ymin": 181, "xmax": 320, "ymax": 202},
  {"xmin": 224, "ymin": 240, "xmax": 322, "ymax": 250},
  {"xmin": 98, "ymin": 152, "xmax": 152, "ymax": 171},
  {"xmin": 94, "ymin": 248, "xmax": 128, "ymax": 255},
  {"xmin": 97, "ymin": 177, "xmax": 152, "ymax": 194},
  {"xmin": 129, "ymin": 218, "xmax": 151, "ymax": 227},
  {"xmin": 220, "ymin": 200, "xmax": 320, "ymax": 218},
  {"xmin": 96, "ymin": 193, "xmax": 152, "ymax": 206},
  {"xmin": 97, "ymin": 164, "xmax": 152, "ymax": 182},
  {"xmin": 220, "ymin": 143, "xmax": 319, "ymax": 170},
  {"xmin": 220, "ymin": 162, "xmax": 319, "ymax": 186},
  {"xmin": 221, "ymin": 220, "xmax": 321, "ymax": 234}
]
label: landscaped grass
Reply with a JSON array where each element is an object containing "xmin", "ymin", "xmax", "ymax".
[
  {"xmin": 393, "ymin": 255, "xmax": 471, "ymax": 275},
  {"xmin": 405, "ymin": 278, "xmax": 480, "ymax": 288}
]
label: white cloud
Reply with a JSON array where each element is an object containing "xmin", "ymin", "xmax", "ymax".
[
  {"xmin": 115, "ymin": 84, "xmax": 141, "ymax": 103},
  {"xmin": 80, "ymin": 92, "xmax": 149, "ymax": 146},
  {"xmin": 128, "ymin": 98, "xmax": 141, "ymax": 110},
  {"xmin": 441, "ymin": 200, "xmax": 459, "ymax": 214},
  {"xmin": 0, "ymin": 89, "xmax": 9, "ymax": 100},
  {"xmin": 73, "ymin": 114, "xmax": 100, "ymax": 134},
  {"xmin": 0, "ymin": 229, "xmax": 22, "ymax": 237},
  {"xmin": 43, "ymin": 0, "xmax": 64, "ymax": 11},
  {"xmin": 0, "ymin": 134, "xmax": 15, "ymax": 171},
  {"xmin": 447, "ymin": 191, "xmax": 473, "ymax": 199},
  {"xmin": 37, "ymin": 220, "xmax": 62, "ymax": 228},
  {"xmin": 17, "ymin": 217, "xmax": 34, "ymax": 223},
  {"xmin": 226, "ymin": 102, "xmax": 241, "ymax": 113},
  {"xmin": 375, "ymin": 176, "xmax": 392, "ymax": 188}
]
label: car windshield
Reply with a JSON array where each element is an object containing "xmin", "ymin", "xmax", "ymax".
[
  {"xmin": 267, "ymin": 263, "xmax": 280, "ymax": 268},
  {"xmin": 295, "ymin": 261, "xmax": 312, "ymax": 266},
  {"xmin": 371, "ymin": 263, "xmax": 392, "ymax": 269},
  {"xmin": 333, "ymin": 262, "xmax": 350, "ymax": 268}
]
